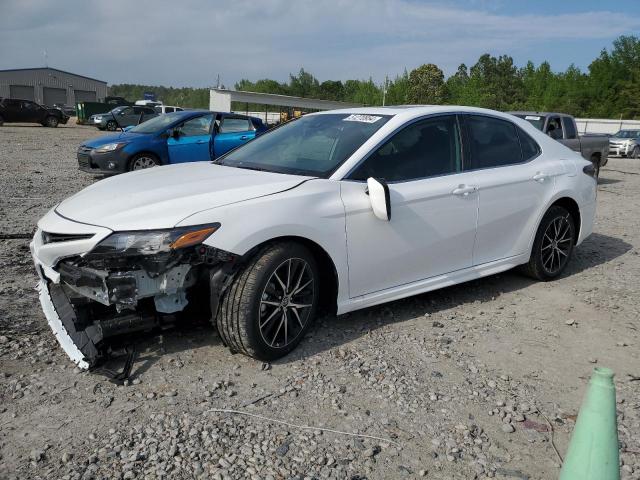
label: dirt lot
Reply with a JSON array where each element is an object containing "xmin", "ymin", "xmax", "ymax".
[{"xmin": 0, "ymin": 122, "xmax": 638, "ymax": 480}]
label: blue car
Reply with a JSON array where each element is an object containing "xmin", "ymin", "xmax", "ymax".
[{"xmin": 77, "ymin": 110, "xmax": 267, "ymax": 174}]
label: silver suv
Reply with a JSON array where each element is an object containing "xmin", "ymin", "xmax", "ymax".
[
  {"xmin": 609, "ymin": 129, "xmax": 640, "ymax": 158},
  {"xmin": 90, "ymin": 105, "xmax": 157, "ymax": 131}
]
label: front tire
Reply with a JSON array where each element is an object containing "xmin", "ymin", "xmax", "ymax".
[
  {"xmin": 521, "ymin": 206, "xmax": 576, "ymax": 281},
  {"xmin": 0, "ymin": 114, "xmax": 4, "ymax": 126},
  {"xmin": 45, "ymin": 116, "xmax": 59, "ymax": 128},
  {"xmin": 217, "ymin": 242, "xmax": 319, "ymax": 361},
  {"xmin": 128, "ymin": 153, "xmax": 159, "ymax": 171},
  {"xmin": 105, "ymin": 120, "xmax": 117, "ymax": 131},
  {"xmin": 631, "ymin": 146, "xmax": 639, "ymax": 159}
]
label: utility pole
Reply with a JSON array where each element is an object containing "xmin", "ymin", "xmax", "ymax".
[{"xmin": 382, "ymin": 75, "xmax": 388, "ymax": 106}]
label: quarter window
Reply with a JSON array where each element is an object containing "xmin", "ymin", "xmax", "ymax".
[
  {"xmin": 517, "ymin": 128, "xmax": 541, "ymax": 161},
  {"xmin": 464, "ymin": 115, "xmax": 523, "ymax": 170},
  {"xmin": 349, "ymin": 115, "xmax": 462, "ymax": 182}
]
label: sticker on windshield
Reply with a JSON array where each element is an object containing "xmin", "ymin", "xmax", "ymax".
[
  {"xmin": 343, "ymin": 114, "xmax": 382, "ymax": 123},
  {"xmin": 525, "ymin": 115, "xmax": 541, "ymax": 120}
]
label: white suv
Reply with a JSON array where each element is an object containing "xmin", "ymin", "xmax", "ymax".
[
  {"xmin": 154, "ymin": 105, "xmax": 184, "ymax": 115},
  {"xmin": 31, "ymin": 106, "xmax": 597, "ymax": 369}
]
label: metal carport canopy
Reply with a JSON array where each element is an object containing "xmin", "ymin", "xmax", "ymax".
[{"xmin": 209, "ymin": 88, "xmax": 361, "ymax": 113}]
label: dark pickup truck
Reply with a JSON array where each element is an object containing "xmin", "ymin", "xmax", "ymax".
[
  {"xmin": 0, "ymin": 97, "xmax": 70, "ymax": 127},
  {"xmin": 510, "ymin": 112, "xmax": 609, "ymax": 176}
]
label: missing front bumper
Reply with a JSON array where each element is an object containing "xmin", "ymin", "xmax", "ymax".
[{"xmin": 37, "ymin": 279, "xmax": 160, "ymax": 369}]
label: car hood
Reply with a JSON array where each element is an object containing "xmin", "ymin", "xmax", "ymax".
[
  {"xmin": 56, "ymin": 163, "xmax": 310, "ymax": 231},
  {"xmin": 83, "ymin": 132, "xmax": 141, "ymax": 147}
]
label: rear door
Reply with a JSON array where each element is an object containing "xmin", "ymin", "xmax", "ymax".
[
  {"xmin": 167, "ymin": 113, "xmax": 215, "ymax": 163},
  {"xmin": 463, "ymin": 114, "xmax": 560, "ymax": 265},
  {"xmin": 213, "ymin": 116, "xmax": 255, "ymax": 157}
]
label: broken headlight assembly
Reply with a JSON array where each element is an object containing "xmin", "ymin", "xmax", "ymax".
[{"xmin": 90, "ymin": 224, "xmax": 221, "ymax": 257}]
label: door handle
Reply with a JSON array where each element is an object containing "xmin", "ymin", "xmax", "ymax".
[
  {"xmin": 240, "ymin": 135, "xmax": 249, "ymax": 140},
  {"xmin": 196, "ymin": 140, "xmax": 207, "ymax": 144},
  {"xmin": 452, "ymin": 185, "xmax": 478, "ymax": 196},
  {"xmin": 533, "ymin": 172, "xmax": 549, "ymax": 183}
]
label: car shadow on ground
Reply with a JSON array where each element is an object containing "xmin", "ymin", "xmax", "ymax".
[
  {"xmin": 278, "ymin": 232, "xmax": 632, "ymax": 364},
  {"xmin": 93, "ymin": 232, "xmax": 631, "ymax": 377},
  {"xmin": 597, "ymin": 177, "xmax": 621, "ymax": 185}
]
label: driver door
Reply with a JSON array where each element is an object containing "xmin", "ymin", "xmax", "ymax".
[
  {"xmin": 340, "ymin": 115, "xmax": 479, "ymax": 298},
  {"xmin": 167, "ymin": 113, "xmax": 214, "ymax": 163}
]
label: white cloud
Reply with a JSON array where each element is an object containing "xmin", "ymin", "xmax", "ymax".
[{"xmin": 1, "ymin": 0, "xmax": 638, "ymax": 86}]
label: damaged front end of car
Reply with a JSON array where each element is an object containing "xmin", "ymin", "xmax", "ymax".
[{"xmin": 33, "ymin": 223, "xmax": 239, "ymax": 370}]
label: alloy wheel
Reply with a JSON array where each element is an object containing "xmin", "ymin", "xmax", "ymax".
[
  {"xmin": 131, "ymin": 156, "xmax": 157, "ymax": 170},
  {"xmin": 540, "ymin": 214, "xmax": 572, "ymax": 275},
  {"xmin": 258, "ymin": 258, "xmax": 315, "ymax": 348}
]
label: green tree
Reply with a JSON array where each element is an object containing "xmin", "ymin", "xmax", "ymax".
[
  {"xmin": 407, "ymin": 64, "xmax": 446, "ymax": 104},
  {"xmin": 385, "ymin": 70, "xmax": 410, "ymax": 105},
  {"xmin": 288, "ymin": 68, "xmax": 319, "ymax": 97},
  {"xmin": 467, "ymin": 54, "xmax": 524, "ymax": 110}
]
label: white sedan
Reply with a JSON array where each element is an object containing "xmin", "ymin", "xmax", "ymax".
[{"xmin": 31, "ymin": 106, "xmax": 597, "ymax": 368}]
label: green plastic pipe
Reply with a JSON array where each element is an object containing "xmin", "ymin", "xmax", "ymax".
[{"xmin": 559, "ymin": 367, "xmax": 620, "ymax": 480}]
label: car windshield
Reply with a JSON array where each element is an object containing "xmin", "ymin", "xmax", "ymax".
[
  {"xmin": 218, "ymin": 113, "xmax": 392, "ymax": 177},
  {"xmin": 613, "ymin": 130, "xmax": 640, "ymax": 139},
  {"xmin": 129, "ymin": 113, "xmax": 183, "ymax": 134},
  {"xmin": 513, "ymin": 114, "xmax": 546, "ymax": 131}
]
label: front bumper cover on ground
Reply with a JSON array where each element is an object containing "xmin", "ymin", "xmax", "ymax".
[{"xmin": 37, "ymin": 280, "xmax": 91, "ymax": 369}]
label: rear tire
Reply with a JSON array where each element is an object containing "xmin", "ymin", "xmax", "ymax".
[
  {"xmin": 521, "ymin": 206, "xmax": 576, "ymax": 281},
  {"xmin": 45, "ymin": 116, "xmax": 59, "ymax": 128},
  {"xmin": 0, "ymin": 114, "xmax": 4, "ymax": 126},
  {"xmin": 216, "ymin": 242, "xmax": 319, "ymax": 361},
  {"xmin": 106, "ymin": 120, "xmax": 117, "ymax": 131}
]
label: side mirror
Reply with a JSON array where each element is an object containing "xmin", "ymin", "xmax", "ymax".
[
  {"xmin": 172, "ymin": 129, "xmax": 181, "ymax": 139},
  {"xmin": 367, "ymin": 177, "xmax": 391, "ymax": 221}
]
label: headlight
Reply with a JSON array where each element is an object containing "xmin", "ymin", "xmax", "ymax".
[
  {"xmin": 91, "ymin": 224, "xmax": 220, "ymax": 256},
  {"xmin": 95, "ymin": 142, "xmax": 125, "ymax": 153},
  {"xmin": 94, "ymin": 115, "xmax": 102, "ymax": 120}
]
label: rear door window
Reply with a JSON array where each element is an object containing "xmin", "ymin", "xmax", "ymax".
[
  {"xmin": 220, "ymin": 117, "xmax": 252, "ymax": 133},
  {"xmin": 464, "ymin": 115, "xmax": 523, "ymax": 170}
]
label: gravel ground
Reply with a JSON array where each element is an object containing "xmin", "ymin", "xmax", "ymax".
[{"xmin": 0, "ymin": 122, "xmax": 638, "ymax": 480}]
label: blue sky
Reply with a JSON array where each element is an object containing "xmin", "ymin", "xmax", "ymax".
[{"xmin": 1, "ymin": 0, "xmax": 639, "ymax": 87}]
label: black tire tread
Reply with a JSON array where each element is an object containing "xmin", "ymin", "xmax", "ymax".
[
  {"xmin": 216, "ymin": 242, "xmax": 316, "ymax": 360},
  {"xmin": 521, "ymin": 205, "xmax": 575, "ymax": 281}
]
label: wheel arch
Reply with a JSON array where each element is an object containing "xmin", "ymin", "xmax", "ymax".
[
  {"xmin": 240, "ymin": 235, "xmax": 339, "ymax": 316},
  {"xmin": 550, "ymin": 196, "xmax": 581, "ymax": 244}
]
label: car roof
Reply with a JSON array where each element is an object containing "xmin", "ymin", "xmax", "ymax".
[
  {"xmin": 509, "ymin": 111, "xmax": 570, "ymax": 118},
  {"xmin": 312, "ymin": 105, "xmax": 531, "ymax": 123}
]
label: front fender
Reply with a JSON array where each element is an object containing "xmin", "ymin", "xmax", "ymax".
[{"xmin": 176, "ymin": 179, "xmax": 350, "ymax": 306}]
